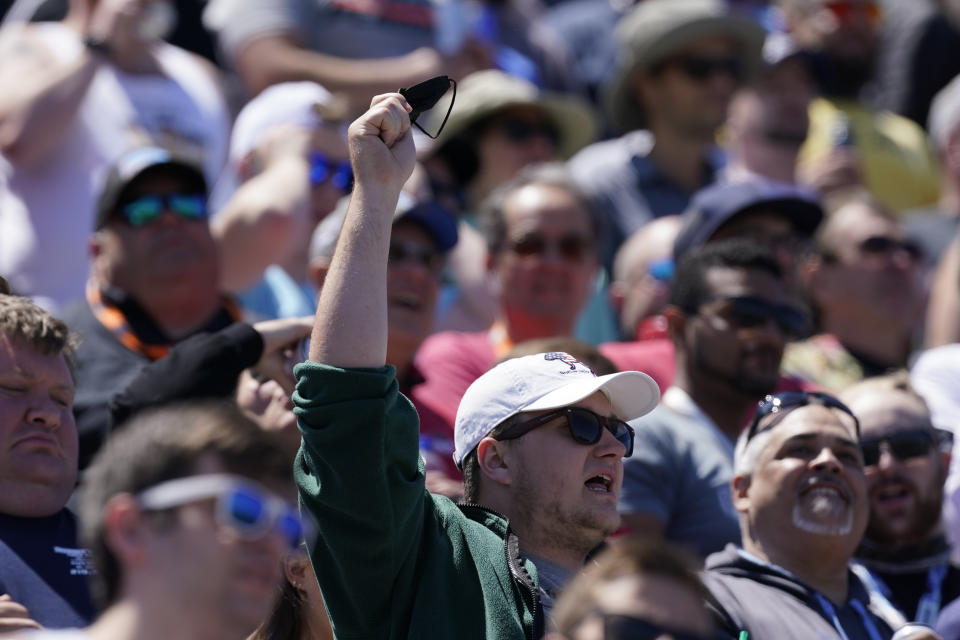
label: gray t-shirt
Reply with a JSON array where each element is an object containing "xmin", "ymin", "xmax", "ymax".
[{"xmin": 619, "ymin": 390, "xmax": 740, "ymax": 558}]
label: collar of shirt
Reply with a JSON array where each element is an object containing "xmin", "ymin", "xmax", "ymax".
[{"xmin": 662, "ymin": 386, "xmax": 735, "ymax": 458}]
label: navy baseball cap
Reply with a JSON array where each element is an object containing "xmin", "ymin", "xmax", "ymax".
[{"xmin": 673, "ymin": 179, "xmax": 824, "ymax": 262}]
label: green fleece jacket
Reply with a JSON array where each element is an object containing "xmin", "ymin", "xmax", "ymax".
[{"xmin": 293, "ymin": 362, "xmax": 543, "ymax": 640}]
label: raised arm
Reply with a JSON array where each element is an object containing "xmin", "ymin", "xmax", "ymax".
[
  {"xmin": 234, "ymin": 34, "xmax": 488, "ymax": 113},
  {"xmin": 0, "ymin": 27, "xmax": 99, "ymax": 166},
  {"xmin": 308, "ymin": 94, "xmax": 416, "ymax": 367}
]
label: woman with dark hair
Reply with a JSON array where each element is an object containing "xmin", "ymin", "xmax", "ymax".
[{"xmin": 250, "ymin": 547, "xmax": 333, "ymax": 640}]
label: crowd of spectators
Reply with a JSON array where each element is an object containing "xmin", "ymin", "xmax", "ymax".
[{"xmin": 3, "ymin": 0, "xmax": 960, "ymax": 638}]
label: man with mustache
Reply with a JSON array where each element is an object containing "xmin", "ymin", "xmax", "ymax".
[
  {"xmin": 618, "ymin": 238, "xmax": 808, "ymax": 558},
  {"xmin": 840, "ymin": 374, "xmax": 960, "ymax": 627},
  {"xmin": 703, "ymin": 390, "xmax": 906, "ymax": 638}
]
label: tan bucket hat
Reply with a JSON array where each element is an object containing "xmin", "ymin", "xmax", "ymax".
[
  {"xmin": 605, "ymin": 0, "xmax": 765, "ymax": 133},
  {"xmin": 425, "ymin": 69, "xmax": 598, "ymax": 159}
]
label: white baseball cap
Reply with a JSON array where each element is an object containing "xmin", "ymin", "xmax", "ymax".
[{"xmin": 453, "ymin": 352, "xmax": 660, "ymax": 467}]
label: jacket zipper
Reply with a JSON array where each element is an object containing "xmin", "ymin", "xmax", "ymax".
[{"xmin": 458, "ymin": 503, "xmax": 544, "ymax": 640}]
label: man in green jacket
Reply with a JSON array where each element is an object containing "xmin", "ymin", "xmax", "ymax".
[{"xmin": 292, "ymin": 93, "xmax": 660, "ymax": 638}]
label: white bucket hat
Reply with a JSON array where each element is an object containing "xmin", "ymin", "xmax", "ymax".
[{"xmin": 453, "ymin": 352, "xmax": 660, "ymax": 467}]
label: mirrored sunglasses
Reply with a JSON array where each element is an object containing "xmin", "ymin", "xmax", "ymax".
[
  {"xmin": 309, "ymin": 151, "xmax": 353, "ymax": 193},
  {"xmin": 120, "ymin": 193, "xmax": 207, "ymax": 227},
  {"xmin": 508, "ymin": 234, "xmax": 593, "ymax": 262},
  {"xmin": 745, "ymin": 391, "xmax": 861, "ymax": 443},
  {"xmin": 603, "ymin": 614, "xmax": 717, "ymax": 640},
  {"xmin": 860, "ymin": 429, "xmax": 943, "ymax": 467},
  {"xmin": 496, "ymin": 407, "xmax": 635, "ymax": 457},
  {"xmin": 136, "ymin": 473, "xmax": 309, "ymax": 550}
]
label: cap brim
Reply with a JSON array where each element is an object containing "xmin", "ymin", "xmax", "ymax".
[{"xmin": 524, "ymin": 370, "xmax": 659, "ymax": 422}]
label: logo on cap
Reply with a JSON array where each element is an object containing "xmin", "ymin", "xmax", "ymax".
[{"xmin": 544, "ymin": 352, "xmax": 590, "ymax": 372}]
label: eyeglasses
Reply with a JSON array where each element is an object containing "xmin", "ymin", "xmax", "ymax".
[
  {"xmin": 493, "ymin": 117, "xmax": 560, "ymax": 147},
  {"xmin": 744, "ymin": 391, "xmax": 861, "ymax": 443},
  {"xmin": 825, "ymin": 1, "xmax": 882, "ymax": 27},
  {"xmin": 388, "ymin": 241, "xmax": 443, "ymax": 272},
  {"xmin": 120, "ymin": 193, "xmax": 207, "ymax": 227},
  {"xmin": 136, "ymin": 473, "xmax": 308, "ymax": 550},
  {"xmin": 508, "ymin": 233, "xmax": 593, "ymax": 262},
  {"xmin": 670, "ymin": 55, "xmax": 743, "ymax": 82},
  {"xmin": 309, "ymin": 151, "xmax": 353, "ymax": 193},
  {"xmin": 698, "ymin": 296, "xmax": 810, "ymax": 339},
  {"xmin": 858, "ymin": 235, "xmax": 923, "ymax": 261},
  {"xmin": 496, "ymin": 407, "xmax": 635, "ymax": 457},
  {"xmin": 860, "ymin": 429, "xmax": 946, "ymax": 467},
  {"xmin": 603, "ymin": 614, "xmax": 716, "ymax": 640}
]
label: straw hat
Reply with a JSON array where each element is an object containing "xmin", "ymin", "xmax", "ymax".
[
  {"xmin": 605, "ymin": 0, "xmax": 765, "ymax": 133},
  {"xmin": 425, "ymin": 69, "xmax": 598, "ymax": 159}
]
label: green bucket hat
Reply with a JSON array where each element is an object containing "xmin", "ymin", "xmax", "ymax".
[{"xmin": 605, "ymin": 0, "xmax": 765, "ymax": 133}]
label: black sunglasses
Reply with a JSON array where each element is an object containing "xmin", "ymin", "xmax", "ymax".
[
  {"xmin": 388, "ymin": 241, "xmax": 442, "ymax": 272},
  {"xmin": 860, "ymin": 429, "xmax": 946, "ymax": 467},
  {"xmin": 508, "ymin": 233, "xmax": 593, "ymax": 262},
  {"xmin": 603, "ymin": 614, "xmax": 716, "ymax": 640},
  {"xmin": 496, "ymin": 407, "xmax": 635, "ymax": 457},
  {"xmin": 744, "ymin": 391, "xmax": 861, "ymax": 443},
  {"xmin": 699, "ymin": 296, "xmax": 810, "ymax": 340},
  {"xmin": 495, "ymin": 117, "xmax": 561, "ymax": 147},
  {"xmin": 670, "ymin": 55, "xmax": 743, "ymax": 82},
  {"xmin": 859, "ymin": 235, "xmax": 923, "ymax": 260}
]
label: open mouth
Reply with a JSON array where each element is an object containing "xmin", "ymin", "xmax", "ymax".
[
  {"xmin": 873, "ymin": 481, "xmax": 913, "ymax": 508},
  {"xmin": 799, "ymin": 480, "xmax": 850, "ymax": 505},
  {"xmin": 584, "ymin": 473, "xmax": 613, "ymax": 494}
]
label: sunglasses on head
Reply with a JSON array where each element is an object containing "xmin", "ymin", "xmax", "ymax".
[
  {"xmin": 670, "ymin": 55, "xmax": 743, "ymax": 82},
  {"xmin": 744, "ymin": 391, "xmax": 860, "ymax": 443},
  {"xmin": 136, "ymin": 473, "xmax": 309, "ymax": 550},
  {"xmin": 508, "ymin": 233, "xmax": 593, "ymax": 262},
  {"xmin": 860, "ymin": 429, "xmax": 945, "ymax": 467},
  {"xmin": 496, "ymin": 406, "xmax": 635, "ymax": 457},
  {"xmin": 858, "ymin": 235, "xmax": 923, "ymax": 260},
  {"xmin": 119, "ymin": 193, "xmax": 207, "ymax": 227},
  {"xmin": 603, "ymin": 614, "xmax": 716, "ymax": 640},
  {"xmin": 700, "ymin": 296, "xmax": 810, "ymax": 339},
  {"xmin": 646, "ymin": 258, "xmax": 674, "ymax": 284},
  {"xmin": 388, "ymin": 241, "xmax": 442, "ymax": 272},
  {"xmin": 494, "ymin": 117, "xmax": 561, "ymax": 147},
  {"xmin": 309, "ymin": 151, "xmax": 353, "ymax": 193}
]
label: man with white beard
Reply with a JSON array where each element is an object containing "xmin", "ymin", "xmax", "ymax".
[{"xmin": 702, "ymin": 390, "xmax": 910, "ymax": 639}]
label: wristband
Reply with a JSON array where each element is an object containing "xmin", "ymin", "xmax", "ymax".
[{"xmin": 82, "ymin": 35, "xmax": 112, "ymax": 59}]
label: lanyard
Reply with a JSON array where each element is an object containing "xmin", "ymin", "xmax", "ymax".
[
  {"xmin": 866, "ymin": 564, "xmax": 948, "ymax": 626},
  {"xmin": 87, "ymin": 283, "xmax": 241, "ymax": 361},
  {"xmin": 814, "ymin": 593, "xmax": 885, "ymax": 640}
]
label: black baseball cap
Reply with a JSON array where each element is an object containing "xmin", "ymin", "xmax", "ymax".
[
  {"xmin": 673, "ymin": 179, "xmax": 824, "ymax": 262},
  {"xmin": 95, "ymin": 146, "xmax": 207, "ymax": 230}
]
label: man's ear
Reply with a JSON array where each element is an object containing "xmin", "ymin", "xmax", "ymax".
[
  {"xmin": 731, "ymin": 474, "xmax": 751, "ymax": 514},
  {"xmin": 101, "ymin": 494, "xmax": 151, "ymax": 568},
  {"xmin": 663, "ymin": 305, "xmax": 686, "ymax": 343},
  {"xmin": 476, "ymin": 437, "xmax": 512, "ymax": 487}
]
